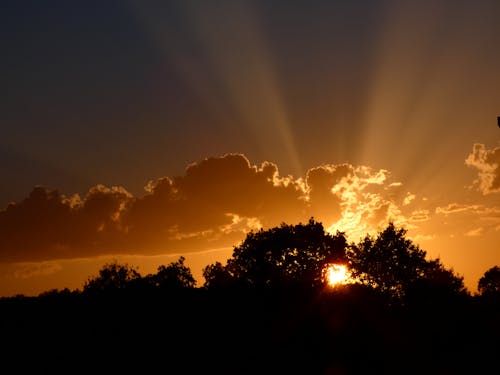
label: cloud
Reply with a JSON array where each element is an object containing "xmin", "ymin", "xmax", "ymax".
[
  {"xmin": 403, "ymin": 193, "xmax": 416, "ymax": 206},
  {"xmin": 433, "ymin": 202, "xmax": 500, "ymax": 238},
  {"xmin": 464, "ymin": 227, "xmax": 483, "ymax": 237},
  {"xmin": 409, "ymin": 209, "xmax": 430, "ymax": 222},
  {"xmin": 0, "ymin": 185, "xmax": 134, "ymax": 262},
  {"xmin": 412, "ymin": 233, "xmax": 436, "ymax": 242},
  {"xmin": 324, "ymin": 166, "xmax": 409, "ymax": 240},
  {"xmin": 0, "ymin": 153, "xmax": 417, "ymax": 263},
  {"xmin": 121, "ymin": 154, "xmax": 308, "ymax": 252},
  {"xmin": 305, "ymin": 164, "xmax": 351, "ymax": 222},
  {"xmin": 13, "ymin": 261, "xmax": 62, "ymax": 279},
  {"xmin": 435, "ymin": 203, "xmax": 479, "ymax": 215},
  {"xmin": 435, "ymin": 203, "xmax": 500, "ymax": 221},
  {"xmin": 465, "ymin": 143, "xmax": 500, "ymax": 194}
]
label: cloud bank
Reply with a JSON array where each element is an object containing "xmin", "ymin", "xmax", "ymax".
[{"xmin": 1, "ymin": 153, "xmax": 420, "ymax": 263}]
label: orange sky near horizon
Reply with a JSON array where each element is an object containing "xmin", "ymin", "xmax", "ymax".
[
  {"xmin": 1, "ymin": 1, "xmax": 499, "ymax": 296},
  {"xmin": 0, "ymin": 151, "xmax": 499, "ymax": 296}
]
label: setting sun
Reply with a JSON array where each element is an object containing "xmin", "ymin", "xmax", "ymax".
[{"xmin": 324, "ymin": 264, "xmax": 353, "ymax": 287}]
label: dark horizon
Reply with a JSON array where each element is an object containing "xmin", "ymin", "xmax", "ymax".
[{"xmin": 2, "ymin": 220, "xmax": 499, "ymax": 374}]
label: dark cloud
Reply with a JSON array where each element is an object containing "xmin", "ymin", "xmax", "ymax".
[
  {"xmin": 305, "ymin": 164, "xmax": 351, "ymax": 223},
  {"xmin": 0, "ymin": 185, "xmax": 133, "ymax": 262},
  {"xmin": 0, "ymin": 154, "xmax": 406, "ymax": 263}
]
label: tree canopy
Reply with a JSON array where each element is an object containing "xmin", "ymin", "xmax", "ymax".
[
  {"xmin": 478, "ymin": 266, "xmax": 500, "ymax": 297},
  {"xmin": 83, "ymin": 261, "xmax": 141, "ymax": 293},
  {"xmin": 348, "ymin": 223, "xmax": 465, "ymax": 302},
  {"xmin": 145, "ymin": 256, "xmax": 196, "ymax": 290},
  {"xmin": 83, "ymin": 256, "xmax": 196, "ymax": 295},
  {"xmin": 203, "ymin": 218, "xmax": 348, "ymax": 289}
]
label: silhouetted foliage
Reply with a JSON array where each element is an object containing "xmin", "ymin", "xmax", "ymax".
[
  {"xmin": 3, "ymin": 219, "xmax": 500, "ymax": 375},
  {"xmin": 202, "ymin": 261, "xmax": 234, "ymax": 289},
  {"xmin": 145, "ymin": 256, "xmax": 196, "ymax": 290},
  {"xmin": 478, "ymin": 265, "xmax": 500, "ymax": 297},
  {"xmin": 83, "ymin": 261, "xmax": 141, "ymax": 293},
  {"xmin": 348, "ymin": 223, "xmax": 464, "ymax": 302},
  {"xmin": 405, "ymin": 259, "xmax": 468, "ymax": 307},
  {"xmin": 424, "ymin": 259, "xmax": 466, "ymax": 292},
  {"xmin": 38, "ymin": 287, "xmax": 79, "ymax": 300},
  {"xmin": 203, "ymin": 218, "xmax": 348, "ymax": 289}
]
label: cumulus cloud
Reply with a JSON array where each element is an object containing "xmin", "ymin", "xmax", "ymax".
[
  {"xmin": 0, "ymin": 185, "xmax": 134, "ymax": 262},
  {"xmin": 0, "ymin": 153, "xmax": 417, "ymax": 263},
  {"xmin": 324, "ymin": 165, "xmax": 408, "ymax": 240},
  {"xmin": 465, "ymin": 143, "xmax": 500, "ymax": 194},
  {"xmin": 305, "ymin": 164, "xmax": 351, "ymax": 222}
]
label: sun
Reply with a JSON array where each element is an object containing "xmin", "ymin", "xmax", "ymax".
[{"xmin": 323, "ymin": 263, "xmax": 352, "ymax": 287}]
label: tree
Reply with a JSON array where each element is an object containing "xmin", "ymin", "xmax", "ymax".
[
  {"xmin": 202, "ymin": 261, "xmax": 235, "ymax": 289},
  {"xmin": 203, "ymin": 218, "xmax": 348, "ymax": 289},
  {"xmin": 147, "ymin": 256, "xmax": 196, "ymax": 289},
  {"xmin": 348, "ymin": 223, "xmax": 455, "ymax": 301},
  {"xmin": 478, "ymin": 266, "xmax": 500, "ymax": 297},
  {"xmin": 405, "ymin": 259, "xmax": 467, "ymax": 304},
  {"xmin": 83, "ymin": 261, "xmax": 141, "ymax": 293},
  {"xmin": 38, "ymin": 288, "xmax": 78, "ymax": 299},
  {"xmin": 423, "ymin": 259, "xmax": 466, "ymax": 294}
]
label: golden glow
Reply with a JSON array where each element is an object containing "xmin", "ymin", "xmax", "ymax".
[{"xmin": 324, "ymin": 263, "xmax": 353, "ymax": 287}]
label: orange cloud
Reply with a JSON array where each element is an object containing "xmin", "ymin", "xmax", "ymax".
[
  {"xmin": 433, "ymin": 202, "xmax": 500, "ymax": 239},
  {"xmin": 13, "ymin": 261, "xmax": 62, "ymax": 279},
  {"xmin": 121, "ymin": 154, "xmax": 308, "ymax": 253},
  {"xmin": 465, "ymin": 143, "xmax": 500, "ymax": 194},
  {"xmin": 324, "ymin": 166, "xmax": 408, "ymax": 240},
  {"xmin": 0, "ymin": 185, "xmax": 133, "ymax": 262},
  {"xmin": 464, "ymin": 227, "xmax": 483, "ymax": 237},
  {"xmin": 435, "ymin": 203, "xmax": 480, "ymax": 215},
  {"xmin": 305, "ymin": 164, "xmax": 351, "ymax": 222},
  {"xmin": 0, "ymin": 153, "xmax": 417, "ymax": 263},
  {"xmin": 409, "ymin": 209, "xmax": 431, "ymax": 222}
]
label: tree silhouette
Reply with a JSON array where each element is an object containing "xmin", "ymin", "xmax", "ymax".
[
  {"xmin": 405, "ymin": 258, "xmax": 467, "ymax": 305},
  {"xmin": 478, "ymin": 265, "xmax": 500, "ymax": 297},
  {"xmin": 3, "ymin": 219, "xmax": 499, "ymax": 375},
  {"xmin": 146, "ymin": 256, "xmax": 196, "ymax": 289},
  {"xmin": 38, "ymin": 287, "xmax": 78, "ymax": 299},
  {"xmin": 202, "ymin": 261, "xmax": 235, "ymax": 289},
  {"xmin": 348, "ymin": 223, "xmax": 462, "ymax": 301},
  {"xmin": 83, "ymin": 261, "xmax": 141, "ymax": 293},
  {"xmin": 203, "ymin": 218, "xmax": 348, "ymax": 289}
]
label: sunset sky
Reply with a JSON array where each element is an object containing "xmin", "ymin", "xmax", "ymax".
[{"xmin": 1, "ymin": 0, "xmax": 499, "ymax": 297}]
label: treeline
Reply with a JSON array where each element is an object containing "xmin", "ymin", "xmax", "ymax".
[
  {"xmin": 12, "ymin": 218, "xmax": 499, "ymax": 301},
  {"xmin": 1, "ymin": 219, "xmax": 499, "ymax": 374}
]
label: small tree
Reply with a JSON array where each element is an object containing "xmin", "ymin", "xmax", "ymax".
[
  {"xmin": 478, "ymin": 266, "xmax": 500, "ymax": 297},
  {"xmin": 405, "ymin": 259, "xmax": 468, "ymax": 304},
  {"xmin": 202, "ymin": 261, "xmax": 235, "ymax": 289},
  {"xmin": 349, "ymin": 223, "xmax": 434, "ymax": 300},
  {"xmin": 148, "ymin": 256, "xmax": 196, "ymax": 289},
  {"xmin": 83, "ymin": 261, "xmax": 141, "ymax": 293}
]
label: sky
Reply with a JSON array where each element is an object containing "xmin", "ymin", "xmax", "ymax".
[{"xmin": 1, "ymin": 0, "xmax": 499, "ymax": 297}]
